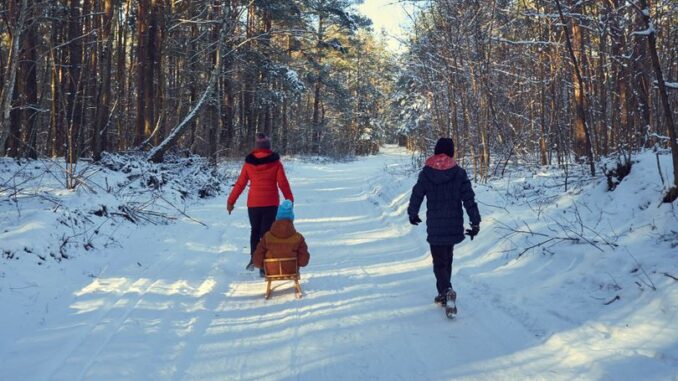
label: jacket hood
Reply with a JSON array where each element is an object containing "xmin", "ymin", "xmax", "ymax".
[
  {"xmin": 423, "ymin": 154, "xmax": 459, "ymax": 185},
  {"xmin": 245, "ymin": 149, "xmax": 280, "ymax": 166},
  {"xmin": 425, "ymin": 154, "xmax": 457, "ymax": 170},
  {"xmin": 269, "ymin": 219, "xmax": 297, "ymax": 239}
]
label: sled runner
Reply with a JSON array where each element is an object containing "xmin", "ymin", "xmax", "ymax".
[{"xmin": 263, "ymin": 257, "xmax": 302, "ymax": 299}]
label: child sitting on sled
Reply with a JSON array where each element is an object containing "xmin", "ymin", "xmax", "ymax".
[{"xmin": 253, "ymin": 200, "xmax": 310, "ymax": 277}]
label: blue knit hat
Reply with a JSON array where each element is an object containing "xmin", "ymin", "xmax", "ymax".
[{"xmin": 275, "ymin": 200, "xmax": 294, "ymax": 221}]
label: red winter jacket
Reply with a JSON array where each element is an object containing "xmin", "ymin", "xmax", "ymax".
[{"xmin": 227, "ymin": 149, "xmax": 294, "ymax": 208}]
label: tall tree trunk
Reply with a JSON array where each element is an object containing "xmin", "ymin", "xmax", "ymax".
[
  {"xmin": 312, "ymin": 14, "xmax": 324, "ymax": 154},
  {"xmin": 570, "ymin": 1, "xmax": 588, "ymax": 158},
  {"xmin": 187, "ymin": 0, "xmax": 198, "ymax": 150},
  {"xmin": 134, "ymin": 0, "xmax": 149, "ymax": 146},
  {"xmin": 79, "ymin": 0, "xmax": 94, "ymax": 159},
  {"xmin": 539, "ymin": 58, "xmax": 549, "ymax": 165},
  {"xmin": 221, "ymin": 76, "xmax": 234, "ymax": 155},
  {"xmin": 0, "ymin": 0, "xmax": 29, "ymax": 156},
  {"xmin": 207, "ymin": 2, "xmax": 220, "ymax": 162},
  {"xmin": 630, "ymin": 9, "xmax": 652, "ymax": 148},
  {"xmin": 282, "ymin": 94, "xmax": 288, "ymax": 154},
  {"xmin": 605, "ymin": 0, "xmax": 634, "ymax": 153},
  {"xmin": 66, "ymin": 0, "xmax": 83, "ymax": 164},
  {"xmin": 7, "ymin": 78, "xmax": 20, "ymax": 157},
  {"xmin": 555, "ymin": 0, "xmax": 595, "ymax": 175},
  {"xmin": 596, "ymin": 26, "xmax": 608, "ymax": 156},
  {"xmin": 93, "ymin": 0, "xmax": 113, "ymax": 161},
  {"xmin": 636, "ymin": 0, "xmax": 678, "ymax": 188},
  {"xmin": 151, "ymin": 0, "xmax": 163, "ymax": 145},
  {"xmin": 143, "ymin": 0, "xmax": 158, "ymax": 141},
  {"xmin": 0, "ymin": 38, "xmax": 4, "ymax": 99},
  {"xmin": 50, "ymin": 18, "xmax": 64, "ymax": 158},
  {"xmin": 116, "ymin": 0, "xmax": 131, "ymax": 150},
  {"xmin": 21, "ymin": 17, "xmax": 38, "ymax": 159}
]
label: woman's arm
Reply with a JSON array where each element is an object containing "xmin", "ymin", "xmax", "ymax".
[
  {"xmin": 407, "ymin": 171, "xmax": 426, "ymax": 219},
  {"xmin": 227, "ymin": 164, "xmax": 250, "ymax": 206},
  {"xmin": 460, "ymin": 169, "xmax": 481, "ymax": 225},
  {"xmin": 276, "ymin": 163, "xmax": 294, "ymax": 202}
]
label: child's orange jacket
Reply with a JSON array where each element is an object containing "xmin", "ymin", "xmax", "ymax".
[{"xmin": 253, "ymin": 219, "xmax": 310, "ymax": 275}]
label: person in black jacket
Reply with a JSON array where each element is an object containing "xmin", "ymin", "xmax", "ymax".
[{"xmin": 407, "ymin": 137, "xmax": 481, "ymax": 315}]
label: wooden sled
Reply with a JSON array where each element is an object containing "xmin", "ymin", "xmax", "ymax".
[{"xmin": 264, "ymin": 257, "xmax": 302, "ymax": 299}]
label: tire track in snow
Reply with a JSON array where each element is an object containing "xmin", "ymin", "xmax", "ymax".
[
  {"xmin": 45, "ymin": 249, "xmax": 182, "ymax": 381},
  {"xmin": 293, "ymin": 156, "xmax": 435, "ymax": 380},
  {"xmin": 165, "ymin": 254, "xmax": 233, "ymax": 381},
  {"xmin": 81, "ymin": 208, "xmax": 244, "ymax": 380}
]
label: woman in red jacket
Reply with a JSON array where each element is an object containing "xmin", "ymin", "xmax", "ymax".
[{"xmin": 227, "ymin": 133, "xmax": 294, "ymax": 276}]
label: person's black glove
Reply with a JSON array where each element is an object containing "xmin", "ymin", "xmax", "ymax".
[
  {"xmin": 409, "ymin": 215, "xmax": 422, "ymax": 226},
  {"xmin": 465, "ymin": 224, "xmax": 480, "ymax": 240}
]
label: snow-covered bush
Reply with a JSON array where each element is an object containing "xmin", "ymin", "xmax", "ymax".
[{"xmin": 0, "ymin": 153, "xmax": 234, "ymax": 263}]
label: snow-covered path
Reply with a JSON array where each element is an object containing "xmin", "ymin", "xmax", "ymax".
[{"xmin": 2, "ymin": 146, "xmax": 676, "ymax": 380}]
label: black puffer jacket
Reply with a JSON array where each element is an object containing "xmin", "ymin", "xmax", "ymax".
[{"xmin": 407, "ymin": 155, "xmax": 481, "ymax": 245}]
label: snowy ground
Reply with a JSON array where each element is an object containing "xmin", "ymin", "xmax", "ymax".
[{"xmin": 1, "ymin": 145, "xmax": 677, "ymax": 380}]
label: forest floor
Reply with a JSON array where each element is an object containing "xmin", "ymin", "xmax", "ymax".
[{"xmin": 1, "ymin": 145, "xmax": 677, "ymax": 380}]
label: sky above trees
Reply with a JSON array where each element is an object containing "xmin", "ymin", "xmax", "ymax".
[{"xmin": 356, "ymin": 0, "xmax": 413, "ymax": 52}]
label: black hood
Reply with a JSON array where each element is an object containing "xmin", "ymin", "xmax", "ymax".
[
  {"xmin": 423, "ymin": 166, "xmax": 459, "ymax": 185},
  {"xmin": 245, "ymin": 152, "xmax": 280, "ymax": 165}
]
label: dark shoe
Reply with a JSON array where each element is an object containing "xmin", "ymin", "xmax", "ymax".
[
  {"xmin": 446, "ymin": 289, "xmax": 457, "ymax": 315},
  {"xmin": 259, "ymin": 269, "xmax": 265, "ymax": 278},
  {"xmin": 246, "ymin": 259, "xmax": 255, "ymax": 271},
  {"xmin": 434, "ymin": 294, "xmax": 447, "ymax": 306}
]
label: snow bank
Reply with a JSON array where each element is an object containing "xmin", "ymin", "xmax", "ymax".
[{"xmin": 0, "ymin": 153, "xmax": 234, "ymax": 263}]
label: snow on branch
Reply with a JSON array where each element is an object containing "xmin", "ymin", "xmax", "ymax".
[
  {"xmin": 491, "ymin": 37, "xmax": 559, "ymax": 47},
  {"xmin": 630, "ymin": 23, "xmax": 656, "ymax": 36}
]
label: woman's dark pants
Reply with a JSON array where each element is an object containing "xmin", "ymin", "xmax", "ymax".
[
  {"xmin": 430, "ymin": 245, "xmax": 454, "ymax": 295},
  {"xmin": 248, "ymin": 206, "xmax": 278, "ymax": 256}
]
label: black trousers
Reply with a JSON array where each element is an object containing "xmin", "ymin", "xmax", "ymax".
[
  {"xmin": 248, "ymin": 206, "xmax": 278, "ymax": 256},
  {"xmin": 430, "ymin": 245, "xmax": 454, "ymax": 295}
]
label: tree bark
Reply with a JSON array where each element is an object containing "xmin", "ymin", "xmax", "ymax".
[
  {"xmin": 66, "ymin": 0, "xmax": 83, "ymax": 164},
  {"xmin": 636, "ymin": 0, "xmax": 678, "ymax": 187},
  {"xmin": 19, "ymin": 15, "xmax": 38, "ymax": 159},
  {"xmin": 115, "ymin": 0, "xmax": 131, "ymax": 150},
  {"xmin": 93, "ymin": 0, "xmax": 113, "ymax": 161},
  {"xmin": 0, "ymin": 0, "xmax": 29, "ymax": 156},
  {"xmin": 49, "ymin": 21, "xmax": 64, "ymax": 158},
  {"xmin": 312, "ymin": 14, "xmax": 324, "ymax": 154},
  {"xmin": 134, "ymin": 0, "xmax": 149, "ymax": 146},
  {"xmin": 555, "ymin": 0, "xmax": 595, "ymax": 176}
]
